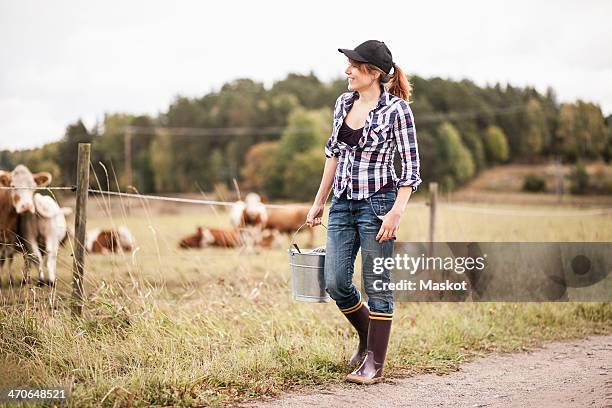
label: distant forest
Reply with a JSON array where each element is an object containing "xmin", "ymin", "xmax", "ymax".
[{"xmin": 2, "ymin": 73, "xmax": 611, "ymax": 200}]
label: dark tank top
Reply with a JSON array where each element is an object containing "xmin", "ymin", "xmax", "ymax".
[{"xmin": 337, "ymin": 119, "xmax": 394, "ymax": 197}]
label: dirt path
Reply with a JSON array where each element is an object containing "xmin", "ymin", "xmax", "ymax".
[{"xmin": 244, "ymin": 334, "xmax": 612, "ymax": 408}]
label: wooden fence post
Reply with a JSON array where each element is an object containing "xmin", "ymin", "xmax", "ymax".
[
  {"xmin": 428, "ymin": 182, "xmax": 438, "ymax": 257},
  {"xmin": 72, "ymin": 143, "xmax": 90, "ymax": 316}
]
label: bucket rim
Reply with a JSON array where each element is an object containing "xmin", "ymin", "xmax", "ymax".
[{"xmin": 288, "ymin": 248, "xmax": 326, "ymax": 256}]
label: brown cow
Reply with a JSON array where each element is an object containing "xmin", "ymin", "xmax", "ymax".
[
  {"xmin": 201, "ymin": 227, "xmax": 245, "ymax": 248},
  {"xmin": 230, "ymin": 192, "xmax": 314, "ymax": 247},
  {"xmin": 179, "ymin": 226, "xmax": 281, "ymax": 250},
  {"xmin": 265, "ymin": 206, "xmax": 314, "ymax": 247},
  {"xmin": 178, "ymin": 226, "xmax": 258, "ymax": 249},
  {"xmin": 86, "ymin": 226, "xmax": 135, "ymax": 254},
  {"xmin": 0, "ymin": 165, "xmax": 55, "ymax": 285},
  {"xmin": 178, "ymin": 227, "xmax": 204, "ymax": 249},
  {"xmin": 0, "ymin": 182, "xmax": 20, "ymax": 286}
]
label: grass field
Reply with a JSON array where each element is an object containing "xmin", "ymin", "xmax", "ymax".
[{"xmin": 1, "ymin": 197, "xmax": 611, "ymax": 407}]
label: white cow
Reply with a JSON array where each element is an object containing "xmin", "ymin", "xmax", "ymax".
[
  {"xmin": 85, "ymin": 226, "xmax": 136, "ymax": 254},
  {"xmin": 229, "ymin": 193, "xmax": 268, "ymax": 229},
  {"xmin": 229, "ymin": 192, "xmax": 270, "ymax": 252},
  {"xmin": 0, "ymin": 165, "xmax": 71, "ymax": 286},
  {"xmin": 26, "ymin": 194, "xmax": 72, "ymax": 285}
]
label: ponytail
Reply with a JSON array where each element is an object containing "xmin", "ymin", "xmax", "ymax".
[
  {"xmin": 351, "ymin": 57, "xmax": 413, "ymax": 102},
  {"xmin": 385, "ymin": 63, "xmax": 412, "ymax": 102}
]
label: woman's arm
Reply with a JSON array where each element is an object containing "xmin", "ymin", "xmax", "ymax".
[
  {"xmin": 306, "ymin": 156, "xmax": 338, "ymax": 227},
  {"xmin": 377, "ymin": 101, "xmax": 422, "ymax": 242},
  {"xmin": 390, "ymin": 185, "xmax": 412, "ymax": 213},
  {"xmin": 377, "ymin": 186, "xmax": 412, "ymax": 242},
  {"xmin": 314, "ymin": 156, "xmax": 338, "ymax": 205}
]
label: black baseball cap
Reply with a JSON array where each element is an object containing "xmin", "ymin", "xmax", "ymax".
[{"xmin": 338, "ymin": 40, "xmax": 394, "ymax": 75}]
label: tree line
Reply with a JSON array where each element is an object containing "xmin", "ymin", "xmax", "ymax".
[{"xmin": 1, "ymin": 72, "xmax": 611, "ymax": 200}]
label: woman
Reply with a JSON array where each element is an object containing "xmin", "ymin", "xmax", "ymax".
[{"xmin": 306, "ymin": 40, "xmax": 422, "ymax": 384}]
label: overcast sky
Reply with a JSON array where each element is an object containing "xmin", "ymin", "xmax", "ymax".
[{"xmin": 1, "ymin": 0, "xmax": 611, "ymax": 150}]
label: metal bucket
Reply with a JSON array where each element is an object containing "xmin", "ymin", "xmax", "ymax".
[{"xmin": 288, "ymin": 223, "xmax": 331, "ymax": 303}]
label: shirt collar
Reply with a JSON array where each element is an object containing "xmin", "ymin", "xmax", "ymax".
[{"xmin": 347, "ymin": 83, "xmax": 392, "ymax": 109}]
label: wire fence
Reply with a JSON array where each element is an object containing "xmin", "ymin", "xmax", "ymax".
[
  {"xmin": 438, "ymin": 203, "xmax": 612, "ymax": 216},
  {"xmin": 2, "ymin": 185, "xmax": 612, "ymax": 214},
  {"xmin": 0, "ymin": 186, "xmax": 76, "ymax": 191},
  {"xmin": 0, "ymin": 185, "xmax": 427, "ymax": 209}
]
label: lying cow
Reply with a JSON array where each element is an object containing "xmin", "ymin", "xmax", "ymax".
[
  {"xmin": 178, "ymin": 226, "xmax": 244, "ymax": 249},
  {"xmin": 178, "ymin": 226, "xmax": 282, "ymax": 250},
  {"xmin": 178, "ymin": 227, "xmax": 205, "ymax": 249},
  {"xmin": 85, "ymin": 226, "xmax": 135, "ymax": 254},
  {"xmin": 0, "ymin": 165, "xmax": 70, "ymax": 286}
]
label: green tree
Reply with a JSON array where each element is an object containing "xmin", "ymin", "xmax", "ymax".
[
  {"xmin": 522, "ymin": 98, "xmax": 548, "ymax": 158},
  {"xmin": 270, "ymin": 72, "xmax": 328, "ymax": 109},
  {"xmin": 149, "ymin": 130, "xmax": 175, "ymax": 192},
  {"xmin": 0, "ymin": 150, "xmax": 14, "ymax": 170},
  {"xmin": 557, "ymin": 101, "xmax": 607, "ymax": 160},
  {"xmin": 277, "ymin": 107, "xmax": 331, "ymax": 197},
  {"xmin": 240, "ymin": 141, "xmax": 284, "ymax": 197},
  {"xmin": 437, "ymin": 122, "xmax": 475, "ymax": 188},
  {"xmin": 129, "ymin": 116, "xmax": 156, "ymax": 193},
  {"xmin": 484, "ymin": 125, "xmax": 509, "ymax": 163},
  {"xmin": 92, "ymin": 113, "xmax": 135, "ymax": 190},
  {"xmin": 278, "ymin": 107, "xmax": 331, "ymax": 158},
  {"xmin": 7, "ymin": 72, "xmax": 612, "ymax": 196},
  {"xmin": 57, "ymin": 120, "xmax": 93, "ymax": 184},
  {"xmin": 283, "ymin": 147, "xmax": 325, "ymax": 201},
  {"xmin": 455, "ymin": 123, "xmax": 485, "ymax": 172},
  {"xmin": 209, "ymin": 149, "xmax": 225, "ymax": 185}
]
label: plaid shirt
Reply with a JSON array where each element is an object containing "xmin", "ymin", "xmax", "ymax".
[{"xmin": 324, "ymin": 84, "xmax": 422, "ymax": 200}]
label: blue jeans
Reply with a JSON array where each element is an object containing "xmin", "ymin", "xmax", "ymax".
[{"xmin": 324, "ymin": 189, "xmax": 397, "ymax": 314}]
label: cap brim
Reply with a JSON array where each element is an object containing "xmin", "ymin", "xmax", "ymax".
[{"xmin": 338, "ymin": 48, "xmax": 369, "ymax": 63}]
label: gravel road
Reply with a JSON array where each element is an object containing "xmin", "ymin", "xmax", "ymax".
[{"xmin": 243, "ymin": 334, "xmax": 612, "ymax": 408}]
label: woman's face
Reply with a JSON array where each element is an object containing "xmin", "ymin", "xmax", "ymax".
[{"xmin": 345, "ymin": 59, "xmax": 377, "ymax": 91}]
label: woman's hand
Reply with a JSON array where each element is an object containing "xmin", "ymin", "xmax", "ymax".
[
  {"xmin": 306, "ymin": 203, "xmax": 325, "ymax": 227},
  {"xmin": 376, "ymin": 209, "xmax": 401, "ymax": 242}
]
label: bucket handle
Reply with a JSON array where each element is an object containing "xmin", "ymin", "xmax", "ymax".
[{"xmin": 290, "ymin": 221, "xmax": 327, "ymax": 254}]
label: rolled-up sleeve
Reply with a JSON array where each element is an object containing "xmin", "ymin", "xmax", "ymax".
[
  {"xmin": 393, "ymin": 101, "xmax": 422, "ymax": 192},
  {"xmin": 325, "ymin": 135, "xmax": 340, "ymax": 158}
]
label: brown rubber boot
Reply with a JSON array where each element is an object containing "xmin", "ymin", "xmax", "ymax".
[
  {"xmin": 345, "ymin": 311, "xmax": 392, "ymax": 384},
  {"xmin": 340, "ymin": 301, "xmax": 370, "ymax": 366}
]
